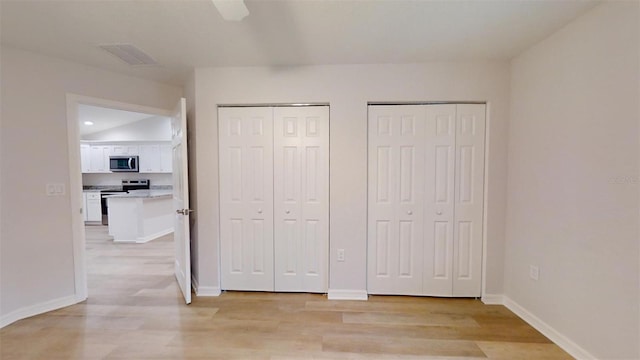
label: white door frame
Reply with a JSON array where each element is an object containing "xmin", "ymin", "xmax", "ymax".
[{"xmin": 66, "ymin": 93, "xmax": 173, "ymax": 301}]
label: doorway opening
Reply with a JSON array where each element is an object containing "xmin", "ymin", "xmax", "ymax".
[{"xmin": 66, "ymin": 95, "xmax": 190, "ymax": 304}]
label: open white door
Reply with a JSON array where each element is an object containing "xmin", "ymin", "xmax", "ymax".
[{"xmin": 172, "ymin": 98, "xmax": 191, "ymax": 304}]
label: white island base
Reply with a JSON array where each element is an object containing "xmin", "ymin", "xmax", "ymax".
[{"xmin": 107, "ymin": 191, "xmax": 173, "ymax": 243}]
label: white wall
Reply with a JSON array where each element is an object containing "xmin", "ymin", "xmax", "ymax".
[
  {"xmin": 506, "ymin": 2, "xmax": 639, "ymax": 359},
  {"xmin": 0, "ymin": 46, "xmax": 181, "ymax": 324},
  {"xmin": 192, "ymin": 62, "xmax": 510, "ymax": 295},
  {"xmin": 82, "ymin": 115, "xmax": 171, "ymax": 141}
]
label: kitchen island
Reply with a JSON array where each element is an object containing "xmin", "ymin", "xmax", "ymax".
[{"xmin": 106, "ymin": 190, "xmax": 173, "ymax": 243}]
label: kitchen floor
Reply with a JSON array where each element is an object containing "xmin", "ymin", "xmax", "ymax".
[{"xmin": 0, "ymin": 227, "xmax": 573, "ymax": 359}]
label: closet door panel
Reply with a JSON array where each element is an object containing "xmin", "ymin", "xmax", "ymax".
[
  {"xmin": 274, "ymin": 106, "xmax": 329, "ymax": 292},
  {"xmin": 219, "ymin": 107, "xmax": 274, "ymax": 291},
  {"xmin": 367, "ymin": 105, "xmax": 425, "ymax": 295},
  {"xmin": 423, "ymin": 104, "xmax": 457, "ymax": 296},
  {"xmin": 453, "ymin": 104, "xmax": 485, "ymax": 296}
]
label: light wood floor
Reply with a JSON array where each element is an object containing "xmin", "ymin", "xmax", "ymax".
[{"xmin": 0, "ymin": 226, "xmax": 573, "ymax": 359}]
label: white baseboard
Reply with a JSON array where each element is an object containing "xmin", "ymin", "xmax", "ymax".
[
  {"xmin": 196, "ymin": 286, "xmax": 221, "ymax": 296},
  {"xmin": 503, "ymin": 296, "xmax": 596, "ymax": 360},
  {"xmin": 0, "ymin": 294, "xmax": 81, "ymax": 328},
  {"xmin": 481, "ymin": 293, "xmax": 504, "ymax": 305},
  {"xmin": 191, "ymin": 274, "xmax": 221, "ymax": 297},
  {"xmin": 327, "ymin": 289, "xmax": 368, "ymax": 301}
]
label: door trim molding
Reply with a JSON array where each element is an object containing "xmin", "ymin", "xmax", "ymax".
[
  {"xmin": 368, "ymin": 101, "xmax": 487, "ymax": 106},
  {"xmin": 66, "ymin": 93, "xmax": 173, "ymax": 302},
  {"xmin": 218, "ymin": 103, "xmax": 330, "ymax": 108},
  {"xmin": 480, "ymin": 103, "xmax": 492, "ymax": 300}
]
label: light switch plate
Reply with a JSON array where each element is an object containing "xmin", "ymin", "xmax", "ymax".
[
  {"xmin": 46, "ymin": 184, "xmax": 57, "ymax": 196},
  {"xmin": 46, "ymin": 183, "xmax": 66, "ymax": 196}
]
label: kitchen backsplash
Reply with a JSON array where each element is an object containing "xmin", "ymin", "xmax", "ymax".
[{"xmin": 82, "ymin": 172, "xmax": 173, "ymax": 186}]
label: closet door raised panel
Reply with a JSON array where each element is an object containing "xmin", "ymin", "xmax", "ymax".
[
  {"xmin": 273, "ymin": 106, "xmax": 329, "ymax": 293},
  {"xmin": 452, "ymin": 104, "xmax": 485, "ymax": 297},
  {"xmin": 423, "ymin": 104, "xmax": 457, "ymax": 296},
  {"xmin": 219, "ymin": 107, "xmax": 274, "ymax": 291},
  {"xmin": 367, "ymin": 105, "xmax": 425, "ymax": 295}
]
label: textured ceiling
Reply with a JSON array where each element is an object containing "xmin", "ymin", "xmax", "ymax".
[{"xmin": 0, "ymin": 0, "xmax": 599, "ymax": 86}]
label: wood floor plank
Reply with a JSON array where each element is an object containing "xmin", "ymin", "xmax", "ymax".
[
  {"xmin": 476, "ymin": 341, "xmax": 574, "ymax": 359},
  {"xmin": 322, "ymin": 334, "xmax": 486, "ymax": 357},
  {"xmin": 342, "ymin": 312, "xmax": 480, "ymax": 327},
  {"xmin": 0, "ymin": 226, "xmax": 574, "ymax": 359}
]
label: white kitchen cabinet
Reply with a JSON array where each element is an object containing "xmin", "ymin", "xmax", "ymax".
[
  {"xmin": 139, "ymin": 144, "xmax": 160, "ymax": 173},
  {"xmin": 80, "ymin": 144, "xmax": 91, "ymax": 173},
  {"xmin": 111, "ymin": 145, "xmax": 139, "ymax": 156},
  {"xmin": 83, "ymin": 191, "xmax": 102, "ymax": 223},
  {"xmin": 89, "ymin": 145, "xmax": 111, "ymax": 173},
  {"xmin": 139, "ymin": 143, "xmax": 172, "ymax": 173},
  {"xmin": 159, "ymin": 144, "xmax": 172, "ymax": 173},
  {"xmin": 81, "ymin": 142, "xmax": 170, "ymax": 173},
  {"xmin": 107, "ymin": 193, "xmax": 173, "ymax": 243}
]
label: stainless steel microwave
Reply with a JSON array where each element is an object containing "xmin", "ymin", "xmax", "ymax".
[{"xmin": 109, "ymin": 156, "xmax": 139, "ymax": 172}]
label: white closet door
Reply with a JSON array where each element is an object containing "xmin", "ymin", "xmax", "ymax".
[
  {"xmin": 219, "ymin": 107, "xmax": 274, "ymax": 291},
  {"xmin": 423, "ymin": 104, "xmax": 457, "ymax": 296},
  {"xmin": 273, "ymin": 106, "xmax": 329, "ymax": 292},
  {"xmin": 367, "ymin": 105, "xmax": 425, "ymax": 295},
  {"xmin": 452, "ymin": 104, "xmax": 485, "ymax": 297}
]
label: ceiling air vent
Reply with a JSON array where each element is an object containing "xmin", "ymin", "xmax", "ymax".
[{"xmin": 99, "ymin": 44, "xmax": 158, "ymax": 66}]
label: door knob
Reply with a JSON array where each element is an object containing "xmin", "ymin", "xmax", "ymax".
[
  {"xmin": 436, "ymin": 210, "xmax": 443, "ymax": 215},
  {"xmin": 407, "ymin": 210, "xmax": 413, "ymax": 215},
  {"xmin": 285, "ymin": 210, "xmax": 290, "ymax": 214},
  {"xmin": 257, "ymin": 208, "xmax": 263, "ymax": 214}
]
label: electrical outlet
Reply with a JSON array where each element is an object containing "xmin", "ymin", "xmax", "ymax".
[
  {"xmin": 337, "ymin": 249, "xmax": 345, "ymax": 262},
  {"xmin": 529, "ymin": 265, "xmax": 539, "ymax": 281}
]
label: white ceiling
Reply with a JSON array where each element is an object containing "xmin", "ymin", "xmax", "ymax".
[
  {"xmin": 78, "ymin": 104, "xmax": 155, "ymax": 136},
  {"xmin": 0, "ymin": 0, "xmax": 599, "ymax": 86}
]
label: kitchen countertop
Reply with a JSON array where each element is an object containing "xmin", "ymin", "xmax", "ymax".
[
  {"xmin": 83, "ymin": 185, "xmax": 172, "ymax": 191},
  {"xmin": 103, "ymin": 190, "xmax": 173, "ymax": 199}
]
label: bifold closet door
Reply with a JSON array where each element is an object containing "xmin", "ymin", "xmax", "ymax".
[
  {"xmin": 451, "ymin": 104, "xmax": 485, "ymax": 297},
  {"xmin": 219, "ymin": 107, "xmax": 274, "ymax": 291},
  {"xmin": 367, "ymin": 103, "xmax": 485, "ymax": 297},
  {"xmin": 423, "ymin": 104, "xmax": 485, "ymax": 297},
  {"xmin": 368, "ymin": 105, "xmax": 426, "ymax": 295},
  {"xmin": 423, "ymin": 104, "xmax": 456, "ymax": 296},
  {"xmin": 273, "ymin": 106, "xmax": 329, "ymax": 292}
]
